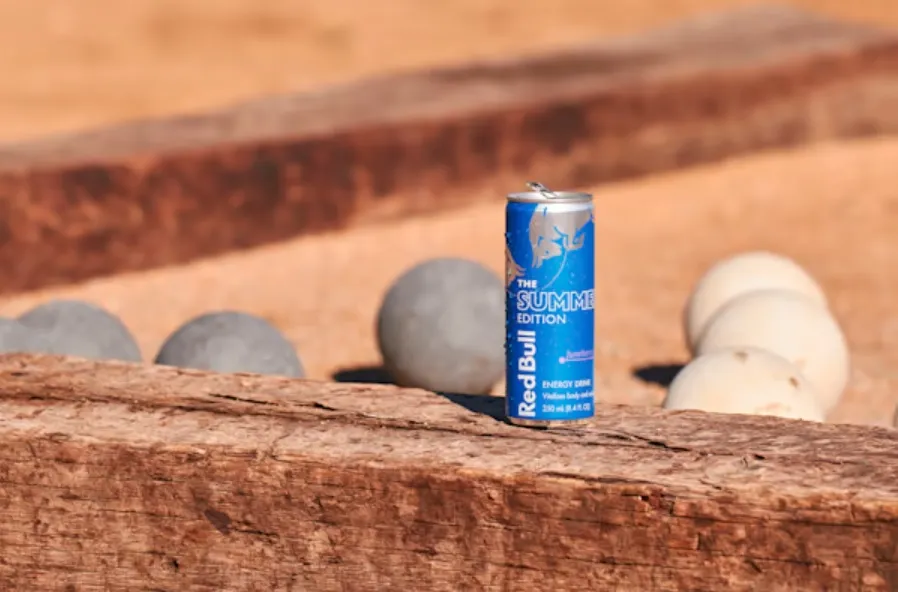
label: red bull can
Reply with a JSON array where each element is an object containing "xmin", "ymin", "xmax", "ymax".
[{"xmin": 505, "ymin": 183, "xmax": 595, "ymax": 427}]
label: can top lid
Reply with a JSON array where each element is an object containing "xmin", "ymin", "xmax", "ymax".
[
  {"xmin": 509, "ymin": 181, "xmax": 592, "ymax": 203},
  {"xmin": 507, "ymin": 190, "xmax": 593, "ymax": 204}
]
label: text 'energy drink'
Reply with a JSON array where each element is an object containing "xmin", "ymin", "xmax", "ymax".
[{"xmin": 505, "ymin": 182, "xmax": 596, "ymax": 427}]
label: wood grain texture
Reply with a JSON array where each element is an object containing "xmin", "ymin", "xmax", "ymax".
[
  {"xmin": 0, "ymin": 7, "xmax": 898, "ymax": 295},
  {"xmin": 0, "ymin": 353, "xmax": 896, "ymax": 591}
]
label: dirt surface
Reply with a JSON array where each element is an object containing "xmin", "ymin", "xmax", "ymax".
[
  {"xmin": 2, "ymin": 0, "xmax": 898, "ymax": 143},
  {"xmin": 6, "ymin": 5, "xmax": 898, "ymax": 296},
  {"xmin": 0, "ymin": 137, "xmax": 894, "ymax": 427}
]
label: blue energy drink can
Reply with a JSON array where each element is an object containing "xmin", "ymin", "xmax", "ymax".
[{"xmin": 505, "ymin": 183, "xmax": 595, "ymax": 427}]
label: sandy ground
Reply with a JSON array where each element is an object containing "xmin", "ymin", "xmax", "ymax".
[
  {"xmin": 0, "ymin": 137, "xmax": 895, "ymax": 427},
  {"xmin": 1, "ymin": 0, "xmax": 898, "ymax": 142},
  {"xmin": 1, "ymin": 1, "xmax": 897, "ymax": 428}
]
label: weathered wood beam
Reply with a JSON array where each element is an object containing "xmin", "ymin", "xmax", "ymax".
[
  {"xmin": 0, "ymin": 354, "xmax": 896, "ymax": 590},
  {"xmin": 1, "ymin": 6, "xmax": 898, "ymax": 294}
]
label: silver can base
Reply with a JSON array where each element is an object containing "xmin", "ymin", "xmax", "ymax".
[{"xmin": 506, "ymin": 416, "xmax": 594, "ymax": 429}]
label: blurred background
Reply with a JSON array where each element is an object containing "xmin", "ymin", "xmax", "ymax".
[{"xmin": 1, "ymin": 0, "xmax": 896, "ymax": 143}]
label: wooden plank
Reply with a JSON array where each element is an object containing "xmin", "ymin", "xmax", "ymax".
[
  {"xmin": 0, "ymin": 354, "xmax": 896, "ymax": 590},
  {"xmin": 3, "ymin": 5, "xmax": 898, "ymax": 295}
]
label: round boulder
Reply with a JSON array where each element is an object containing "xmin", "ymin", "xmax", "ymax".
[
  {"xmin": 155, "ymin": 310, "xmax": 304, "ymax": 378},
  {"xmin": 17, "ymin": 299, "xmax": 142, "ymax": 362},
  {"xmin": 376, "ymin": 257, "xmax": 504, "ymax": 394}
]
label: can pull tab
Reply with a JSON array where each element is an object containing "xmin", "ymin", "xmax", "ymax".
[{"xmin": 526, "ymin": 181, "xmax": 560, "ymax": 199}]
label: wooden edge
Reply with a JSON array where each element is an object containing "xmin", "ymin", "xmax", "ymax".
[
  {"xmin": 1, "ymin": 354, "xmax": 897, "ymax": 590},
  {"xmin": 1, "ymin": 6, "xmax": 898, "ymax": 295}
]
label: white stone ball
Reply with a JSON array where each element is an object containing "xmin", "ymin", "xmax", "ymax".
[
  {"xmin": 684, "ymin": 251, "xmax": 827, "ymax": 353},
  {"xmin": 695, "ymin": 289, "xmax": 849, "ymax": 414},
  {"xmin": 663, "ymin": 347, "xmax": 825, "ymax": 421}
]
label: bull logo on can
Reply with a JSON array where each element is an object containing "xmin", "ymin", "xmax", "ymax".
[
  {"xmin": 506, "ymin": 204, "xmax": 594, "ymax": 289},
  {"xmin": 529, "ymin": 204, "xmax": 594, "ymax": 269}
]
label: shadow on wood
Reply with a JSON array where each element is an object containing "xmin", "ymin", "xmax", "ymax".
[
  {"xmin": 433, "ymin": 392, "xmax": 506, "ymax": 422},
  {"xmin": 331, "ymin": 366, "xmax": 506, "ymax": 420}
]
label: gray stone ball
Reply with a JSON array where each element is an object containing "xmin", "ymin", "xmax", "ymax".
[
  {"xmin": 376, "ymin": 257, "xmax": 504, "ymax": 394},
  {"xmin": 17, "ymin": 299, "xmax": 142, "ymax": 362},
  {"xmin": 154, "ymin": 310, "xmax": 304, "ymax": 378},
  {"xmin": 0, "ymin": 317, "xmax": 54, "ymax": 354}
]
